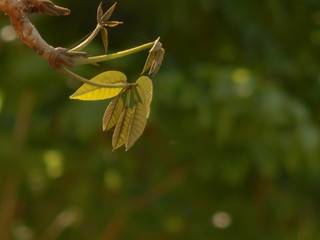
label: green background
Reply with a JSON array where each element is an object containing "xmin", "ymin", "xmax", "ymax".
[{"xmin": 1, "ymin": 0, "xmax": 320, "ymax": 239}]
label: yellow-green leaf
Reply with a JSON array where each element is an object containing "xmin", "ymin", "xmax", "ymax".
[
  {"xmin": 103, "ymin": 96, "xmax": 123, "ymax": 131},
  {"xmin": 136, "ymin": 76, "xmax": 153, "ymax": 118},
  {"xmin": 70, "ymin": 71, "xmax": 126, "ymax": 101},
  {"xmin": 141, "ymin": 51, "xmax": 156, "ymax": 75},
  {"xmin": 101, "ymin": 27, "xmax": 108, "ymax": 53},
  {"xmin": 112, "ymin": 107, "xmax": 132, "ymax": 151},
  {"xmin": 125, "ymin": 103, "xmax": 148, "ymax": 151},
  {"xmin": 103, "ymin": 21, "xmax": 123, "ymax": 27}
]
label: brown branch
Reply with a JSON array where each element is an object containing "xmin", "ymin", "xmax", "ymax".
[{"xmin": 0, "ymin": 0, "xmax": 85, "ymax": 69}]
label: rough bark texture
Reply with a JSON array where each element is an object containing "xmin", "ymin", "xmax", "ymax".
[{"xmin": 0, "ymin": 0, "xmax": 81, "ymax": 69}]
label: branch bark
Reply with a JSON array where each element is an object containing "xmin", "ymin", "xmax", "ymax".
[{"xmin": 0, "ymin": 0, "xmax": 84, "ymax": 69}]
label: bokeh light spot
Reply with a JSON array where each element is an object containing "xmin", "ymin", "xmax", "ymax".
[
  {"xmin": 212, "ymin": 211, "xmax": 232, "ymax": 229},
  {"xmin": 12, "ymin": 224, "xmax": 34, "ymax": 240},
  {"xmin": 1, "ymin": 25, "xmax": 17, "ymax": 42},
  {"xmin": 43, "ymin": 150, "xmax": 64, "ymax": 178},
  {"xmin": 104, "ymin": 169, "xmax": 122, "ymax": 190},
  {"xmin": 232, "ymin": 68, "xmax": 251, "ymax": 84}
]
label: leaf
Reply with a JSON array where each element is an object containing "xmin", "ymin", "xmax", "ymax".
[
  {"xmin": 125, "ymin": 102, "xmax": 148, "ymax": 151},
  {"xmin": 101, "ymin": 28, "xmax": 108, "ymax": 53},
  {"xmin": 101, "ymin": 2, "xmax": 117, "ymax": 22},
  {"xmin": 150, "ymin": 37, "xmax": 162, "ymax": 52},
  {"xmin": 136, "ymin": 76, "xmax": 153, "ymax": 118},
  {"xmin": 70, "ymin": 71, "xmax": 127, "ymax": 101},
  {"xmin": 103, "ymin": 96, "xmax": 123, "ymax": 131},
  {"xmin": 141, "ymin": 51, "xmax": 156, "ymax": 75},
  {"xmin": 112, "ymin": 107, "xmax": 133, "ymax": 151},
  {"xmin": 141, "ymin": 37, "xmax": 164, "ymax": 75},
  {"xmin": 97, "ymin": 2, "xmax": 103, "ymax": 23},
  {"xmin": 102, "ymin": 21, "xmax": 123, "ymax": 27},
  {"xmin": 149, "ymin": 48, "xmax": 165, "ymax": 75}
]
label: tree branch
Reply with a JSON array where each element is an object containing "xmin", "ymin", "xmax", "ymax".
[{"xmin": 0, "ymin": 0, "xmax": 85, "ymax": 69}]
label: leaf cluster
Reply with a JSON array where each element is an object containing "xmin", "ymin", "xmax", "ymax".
[{"xmin": 64, "ymin": 2, "xmax": 163, "ymax": 151}]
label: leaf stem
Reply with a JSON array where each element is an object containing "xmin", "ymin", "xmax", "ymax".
[
  {"xmin": 60, "ymin": 67, "xmax": 137, "ymax": 88},
  {"xmin": 131, "ymin": 88, "xmax": 138, "ymax": 103},
  {"xmin": 69, "ymin": 24, "xmax": 102, "ymax": 52},
  {"xmin": 73, "ymin": 42, "xmax": 155, "ymax": 66},
  {"xmin": 125, "ymin": 90, "xmax": 131, "ymax": 107}
]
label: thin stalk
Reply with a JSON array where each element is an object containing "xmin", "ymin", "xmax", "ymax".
[
  {"xmin": 125, "ymin": 90, "xmax": 131, "ymax": 107},
  {"xmin": 60, "ymin": 67, "xmax": 137, "ymax": 88},
  {"xmin": 73, "ymin": 42, "xmax": 154, "ymax": 66},
  {"xmin": 131, "ymin": 88, "xmax": 138, "ymax": 103},
  {"xmin": 70, "ymin": 24, "xmax": 102, "ymax": 52}
]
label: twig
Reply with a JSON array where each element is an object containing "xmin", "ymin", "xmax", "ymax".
[
  {"xmin": 0, "ymin": 0, "xmax": 84, "ymax": 69},
  {"xmin": 74, "ymin": 42, "xmax": 154, "ymax": 66}
]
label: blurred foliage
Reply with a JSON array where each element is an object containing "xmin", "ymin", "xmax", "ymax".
[{"xmin": 1, "ymin": 0, "xmax": 320, "ymax": 239}]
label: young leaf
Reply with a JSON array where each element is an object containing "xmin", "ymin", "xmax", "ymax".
[
  {"xmin": 136, "ymin": 76, "xmax": 153, "ymax": 118},
  {"xmin": 97, "ymin": 2, "xmax": 103, "ymax": 23},
  {"xmin": 141, "ymin": 37, "xmax": 164, "ymax": 75},
  {"xmin": 101, "ymin": 27, "xmax": 108, "ymax": 53},
  {"xmin": 141, "ymin": 51, "xmax": 156, "ymax": 75},
  {"xmin": 70, "ymin": 71, "xmax": 127, "ymax": 101},
  {"xmin": 149, "ymin": 48, "xmax": 165, "ymax": 75},
  {"xmin": 101, "ymin": 2, "xmax": 117, "ymax": 22},
  {"xmin": 125, "ymin": 102, "xmax": 148, "ymax": 151},
  {"xmin": 103, "ymin": 21, "xmax": 123, "ymax": 27},
  {"xmin": 103, "ymin": 95, "xmax": 123, "ymax": 131},
  {"xmin": 150, "ymin": 37, "xmax": 162, "ymax": 52},
  {"xmin": 112, "ymin": 107, "xmax": 133, "ymax": 151}
]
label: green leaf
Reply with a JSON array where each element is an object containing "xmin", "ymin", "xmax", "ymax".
[
  {"xmin": 112, "ymin": 107, "xmax": 133, "ymax": 151},
  {"xmin": 101, "ymin": 28, "xmax": 108, "ymax": 53},
  {"xmin": 136, "ymin": 76, "xmax": 153, "ymax": 118},
  {"xmin": 103, "ymin": 95, "xmax": 123, "ymax": 131},
  {"xmin": 125, "ymin": 102, "xmax": 148, "ymax": 151},
  {"xmin": 70, "ymin": 71, "xmax": 126, "ymax": 101}
]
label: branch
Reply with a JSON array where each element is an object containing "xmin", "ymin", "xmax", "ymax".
[{"xmin": 0, "ymin": 0, "xmax": 85, "ymax": 69}]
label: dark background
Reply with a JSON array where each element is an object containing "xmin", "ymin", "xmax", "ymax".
[{"xmin": 1, "ymin": 0, "xmax": 320, "ymax": 239}]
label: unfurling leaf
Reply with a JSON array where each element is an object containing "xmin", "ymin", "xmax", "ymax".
[
  {"xmin": 125, "ymin": 102, "xmax": 148, "ymax": 151},
  {"xmin": 136, "ymin": 76, "xmax": 153, "ymax": 118},
  {"xmin": 97, "ymin": 2, "xmax": 103, "ymax": 23},
  {"xmin": 141, "ymin": 51, "xmax": 156, "ymax": 75},
  {"xmin": 149, "ymin": 48, "xmax": 165, "ymax": 75},
  {"xmin": 102, "ymin": 21, "xmax": 123, "ymax": 27},
  {"xmin": 101, "ymin": 28, "xmax": 108, "ymax": 53},
  {"xmin": 101, "ymin": 2, "xmax": 117, "ymax": 23},
  {"xmin": 141, "ymin": 37, "xmax": 164, "ymax": 75},
  {"xmin": 112, "ymin": 107, "xmax": 132, "ymax": 151},
  {"xmin": 150, "ymin": 37, "xmax": 162, "ymax": 52},
  {"xmin": 70, "ymin": 71, "xmax": 126, "ymax": 101},
  {"xmin": 103, "ymin": 96, "xmax": 123, "ymax": 131}
]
